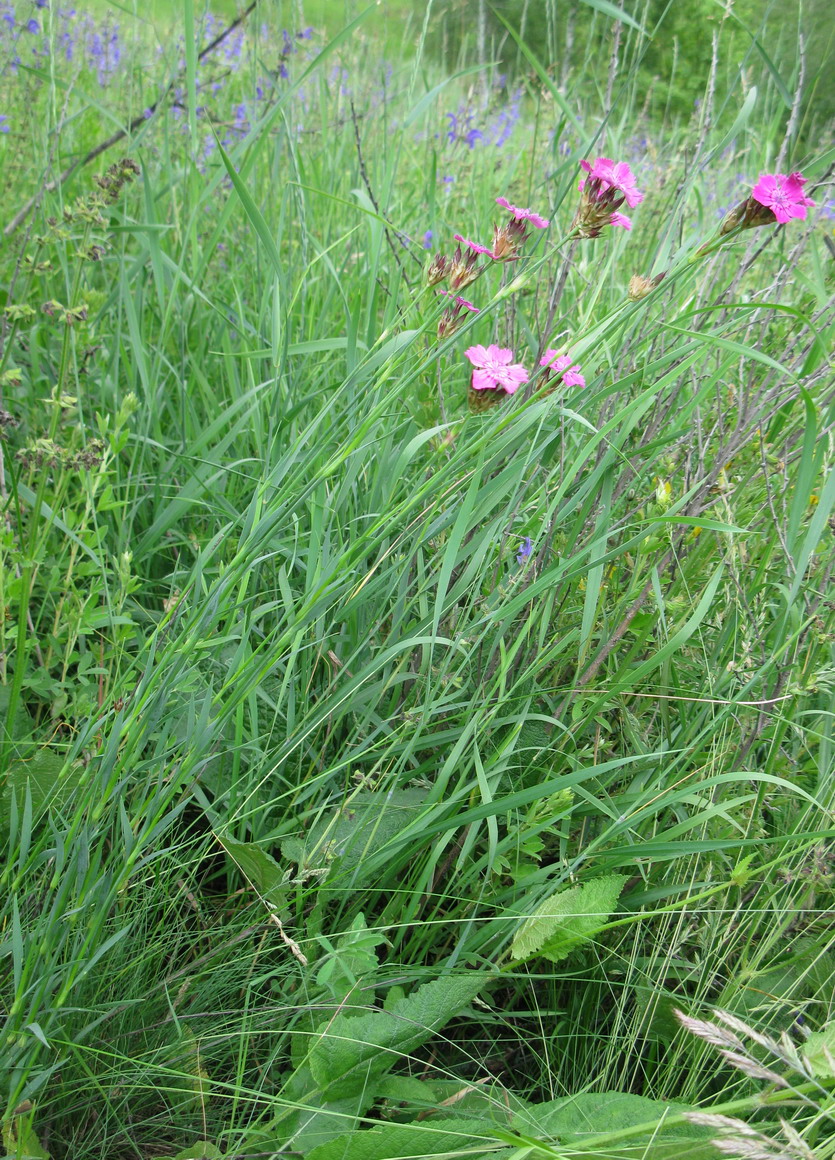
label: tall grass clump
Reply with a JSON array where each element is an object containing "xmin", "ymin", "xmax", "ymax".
[{"xmin": 1, "ymin": 1, "xmax": 834, "ymax": 1157}]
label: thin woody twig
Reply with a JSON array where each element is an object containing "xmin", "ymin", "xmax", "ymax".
[{"xmin": 4, "ymin": 1, "xmax": 260, "ymax": 236}]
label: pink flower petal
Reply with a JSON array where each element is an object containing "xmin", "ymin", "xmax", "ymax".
[
  {"xmin": 495, "ymin": 196, "xmax": 549, "ymax": 228},
  {"xmin": 579, "ymin": 157, "xmax": 643, "ymax": 207},
  {"xmin": 464, "ymin": 344, "xmax": 490, "ymax": 367},
  {"xmin": 471, "ymin": 368, "xmax": 497, "ymax": 391},
  {"xmin": 751, "ymin": 170, "xmax": 815, "ymax": 223},
  {"xmin": 540, "ymin": 350, "xmax": 585, "ymax": 388},
  {"xmin": 466, "ymin": 343, "xmax": 529, "ymax": 392},
  {"xmin": 454, "ymin": 234, "xmax": 495, "ymax": 257}
]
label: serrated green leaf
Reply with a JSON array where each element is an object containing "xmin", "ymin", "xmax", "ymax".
[
  {"xmin": 372, "ymin": 1074, "xmax": 439, "ymax": 1107},
  {"xmin": 154, "ymin": 1143, "xmax": 223, "ymax": 1160},
  {"xmin": 309, "ymin": 973, "xmax": 492, "ymax": 1099},
  {"xmin": 511, "ymin": 875, "xmax": 626, "ymax": 964},
  {"xmin": 632, "ymin": 986, "xmax": 682, "ymax": 1044},
  {"xmin": 802, "ymin": 1022, "xmax": 835, "ymax": 1078},
  {"xmin": 2, "ymin": 1117, "xmax": 50, "ymax": 1159},
  {"xmin": 316, "ymin": 912, "xmax": 387, "ymax": 1002},
  {"xmin": 281, "ymin": 1063, "xmax": 376, "ymax": 1152},
  {"xmin": 512, "ymin": 1090, "xmax": 713, "ymax": 1158},
  {"xmin": 286, "ymin": 789, "xmax": 427, "ymax": 885},
  {"xmin": 305, "ymin": 1117, "xmax": 511, "ymax": 1160},
  {"xmin": 0, "ymin": 684, "xmax": 32, "ymax": 746}
]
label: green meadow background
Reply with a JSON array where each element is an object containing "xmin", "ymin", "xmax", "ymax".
[{"xmin": 1, "ymin": 0, "xmax": 834, "ymax": 1157}]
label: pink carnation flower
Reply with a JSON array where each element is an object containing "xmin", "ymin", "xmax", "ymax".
[
  {"xmin": 539, "ymin": 350, "xmax": 586, "ymax": 388},
  {"xmin": 464, "ymin": 344, "xmax": 529, "ymax": 395},
  {"xmin": 496, "ymin": 196, "xmax": 550, "ymax": 229},
  {"xmin": 751, "ymin": 171, "xmax": 815, "ymax": 224},
  {"xmin": 719, "ymin": 168, "xmax": 816, "ymax": 236},
  {"xmin": 579, "ymin": 158, "xmax": 643, "ymax": 208},
  {"xmin": 573, "ymin": 158, "xmax": 642, "ymax": 238}
]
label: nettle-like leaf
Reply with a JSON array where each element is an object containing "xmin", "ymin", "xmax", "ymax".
[
  {"xmin": 1, "ymin": 1116, "xmax": 50, "ymax": 1159},
  {"xmin": 374, "ymin": 1075, "xmax": 530, "ymax": 1126},
  {"xmin": 1, "ymin": 749, "xmax": 83, "ymax": 828},
  {"xmin": 511, "ymin": 1090, "xmax": 715, "ymax": 1160},
  {"xmin": 281, "ymin": 788, "xmax": 427, "ymax": 886},
  {"xmin": 510, "ymin": 874, "xmax": 627, "ymax": 964},
  {"xmin": 308, "ymin": 972, "xmax": 492, "ymax": 1099},
  {"xmin": 802, "ymin": 1021, "xmax": 835, "ymax": 1078},
  {"xmin": 280, "ymin": 1063, "xmax": 377, "ymax": 1153},
  {"xmin": 304, "ymin": 1117, "xmax": 512, "ymax": 1160}
]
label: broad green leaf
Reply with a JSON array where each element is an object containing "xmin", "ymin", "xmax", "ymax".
[
  {"xmin": 512, "ymin": 1090, "xmax": 713, "ymax": 1157},
  {"xmin": 802, "ymin": 1022, "xmax": 835, "ymax": 1078},
  {"xmin": 169, "ymin": 1027, "xmax": 211, "ymax": 1113},
  {"xmin": 511, "ymin": 875, "xmax": 627, "ymax": 964},
  {"xmin": 153, "ymin": 1144, "xmax": 223, "ymax": 1160},
  {"xmin": 632, "ymin": 986, "xmax": 682, "ymax": 1044},
  {"xmin": 280, "ymin": 1063, "xmax": 376, "ymax": 1153},
  {"xmin": 717, "ymin": 939, "xmax": 835, "ymax": 1030},
  {"xmin": 1, "ymin": 751, "xmax": 82, "ymax": 826},
  {"xmin": 308, "ymin": 973, "xmax": 492, "ymax": 1099},
  {"xmin": 283, "ymin": 789, "xmax": 426, "ymax": 886},
  {"xmin": 1, "ymin": 684, "xmax": 32, "ymax": 746},
  {"xmin": 215, "ymin": 833, "xmax": 288, "ymax": 911},
  {"xmin": 1, "ymin": 1117, "xmax": 50, "ymax": 1159},
  {"xmin": 305, "ymin": 1117, "xmax": 511, "ymax": 1160},
  {"xmin": 315, "ymin": 912, "xmax": 387, "ymax": 1001}
]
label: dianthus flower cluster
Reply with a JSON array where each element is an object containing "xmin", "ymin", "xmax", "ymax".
[
  {"xmin": 427, "ymin": 194, "xmax": 550, "ymax": 342},
  {"xmin": 420, "ymin": 152, "xmax": 815, "ymax": 415}
]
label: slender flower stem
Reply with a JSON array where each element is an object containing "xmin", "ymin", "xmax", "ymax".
[
  {"xmin": 436, "ymin": 361, "xmax": 448, "ymax": 425},
  {"xmin": 525, "ymin": 241, "xmax": 578, "ymax": 399}
]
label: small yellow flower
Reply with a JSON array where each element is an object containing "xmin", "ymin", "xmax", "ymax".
[{"xmin": 655, "ymin": 477, "xmax": 672, "ymax": 509}]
